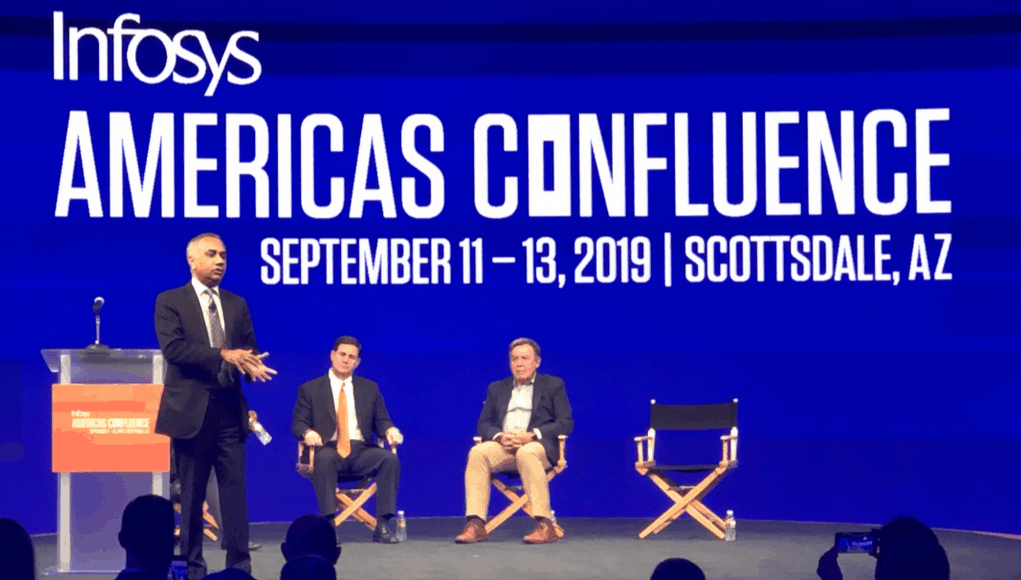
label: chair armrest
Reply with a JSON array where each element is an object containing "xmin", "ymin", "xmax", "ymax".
[
  {"xmin": 720, "ymin": 432, "xmax": 738, "ymax": 463},
  {"xmin": 557, "ymin": 435, "xmax": 568, "ymax": 467},
  {"xmin": 296, "ymin": 442, "xmax": 315, "ymax": 476},
  {"xmin": 635, "ymin": 433, "xmax": 656, "ymax": 465},
  {"xmin": 375, "ymin": 436, "xmax": 401, "ymax": 454}
]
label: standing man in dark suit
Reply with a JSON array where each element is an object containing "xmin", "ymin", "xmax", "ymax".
[
  {"xmin": 455, "ymin": 338, "xmax": 574, "ymax": 545},
  {"xmin": 155, "ymin": 233, "xmax": 276, "ymax": 580},
  {"xmin": 292, "ymin": 336, "xmax": 403, "ymax": 544}
]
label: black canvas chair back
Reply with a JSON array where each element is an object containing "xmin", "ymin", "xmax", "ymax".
[{"xmin": 650, "ymin": 401, "xmax": 738, "ymax": 431}]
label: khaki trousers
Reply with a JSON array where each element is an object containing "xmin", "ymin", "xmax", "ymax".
[{"xmin": 465, "ymin": 440, "xmax": 552, "ymax": 520}]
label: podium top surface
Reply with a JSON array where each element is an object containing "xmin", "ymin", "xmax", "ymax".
[{"xmin": 41, "ymin": 349, "xmax": 163, "ymax": 373}]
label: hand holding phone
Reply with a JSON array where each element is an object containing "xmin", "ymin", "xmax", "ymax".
[{"xmin": 167, "ymin": 556, "xmax": 188, "ymax": 580}]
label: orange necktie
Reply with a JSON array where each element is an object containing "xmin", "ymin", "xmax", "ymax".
[{"xmin": 336, "ymin": 382, "xmax": 351, "ymax": 458}]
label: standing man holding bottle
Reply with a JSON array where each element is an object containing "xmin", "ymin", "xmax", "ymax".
[{"xmin": 155, "ymin": 233, "xmax": 276, "ymax": 579}]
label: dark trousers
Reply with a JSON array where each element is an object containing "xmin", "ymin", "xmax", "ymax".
[
  {"xmin": 311, "ymin": 440, "xmax": 400, "ymax": 520},
  {"xmin": 174, "ymin": 393, "xmax": 249, "ymax": 580}
]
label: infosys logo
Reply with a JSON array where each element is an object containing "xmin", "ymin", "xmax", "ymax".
[{"xmin": 52, "ymin": 12, "xmax": 261, "ymax": 96}]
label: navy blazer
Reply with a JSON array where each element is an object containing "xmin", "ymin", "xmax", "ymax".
[
  {"xmin": 291, "ymin": 374, "xmax": 395, "ymax": 445},
  {"xmin": 476, "ymin": 373, "xmax": 574, "ymax": 464},
  {"xmin": 154, "ymin": 283, "xmax": 258, "ymax": 440}
]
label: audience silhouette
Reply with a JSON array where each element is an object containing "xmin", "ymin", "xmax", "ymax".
[
  {"xmin": 280, "ymin": 555, "xmax": 337, "ymax": 580},
  {"xmin": 650, "ymin": 557, "xmax": 706, "ymax": 580},
  {"xmin": 877, "ymin": 535, "xmax": 950, "ymax": 580},
  {"xmin": 204, "ymin": 568, "xmax": 257, "ymax": 580},
  {"xmin": 0, "ymin": 517, "xmax": 36, "ymax": 580},
  {"xmin": 281, "ymin": 515, "xmax": 341, "ymax": 565},
  {"xmin": 115, "ymin": 495, "xmax": 176, "ymax": 580},
  {"xmin": 817, "ymin": 515, "xmax": 949, "ymax": 580}
]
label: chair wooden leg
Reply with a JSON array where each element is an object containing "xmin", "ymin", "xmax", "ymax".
[
  {"xmin": 333, "ymin": 482, "xmax": 378, "ymax": 530},
  {"xmin": 684, "ymin": 504, "xmax": 725, "ymax": 539},
  {"xmin": 485, "ymin": 493, "xmax": 530, "ymax": 534},
  {"xmin": 689, "ymin": 500, "xmax": 726, "ymax": 532},
  {"xmin": 337, "ymin": 492, "xmax": 377, "ymax": 529},
  {"xmin": 174, "ymin": 501, "xmax": 219, "ymax": 542},
  {"xmin": 485, "ymin": 473, "xmax": 564, "ymax": 536},
  {"xmin": 640, "ymin": 501, "xmax": 688, "ymax": 539},
  {"xmin": 640, "ymin": 468, "xmax": 734, "ymax": 539},
  {"xmin": 639, "ymin": 472, "xmax": 690, "ymax": 539}
]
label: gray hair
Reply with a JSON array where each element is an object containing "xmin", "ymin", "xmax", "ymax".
[
  {"xmin": 508, "ymin": 337, "xmax": 540, "ymax": 358},
  {"xmin": 186, "ymin": 233, "xmax": 223, "ymax": 258}
]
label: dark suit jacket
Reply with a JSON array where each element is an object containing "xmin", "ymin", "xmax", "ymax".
[
  {"xmin": 291, "ymin": 374, "xmax": 395, "ymax": 445},
  {"xmin": 477, "ymin": 374, "xmax": 573, "ymax": 465},
  {"xmin": 154, "ymin": 283, "xmax": 258, "ymax": 440}
]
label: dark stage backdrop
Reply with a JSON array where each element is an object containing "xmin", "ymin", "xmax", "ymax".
[{"xmin": 1, "ymin": 0, "xmax": 1019, "ymax": 535}]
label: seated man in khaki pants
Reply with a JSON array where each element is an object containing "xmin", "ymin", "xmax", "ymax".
[{"xmin": 456, "ymin": 338, "xmax": 574, "ymax": 544}]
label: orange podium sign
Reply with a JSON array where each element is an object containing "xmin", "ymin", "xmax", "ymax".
[{"xmin": 52, "ymin": 383, "xmax": 170, "ymax": 473}]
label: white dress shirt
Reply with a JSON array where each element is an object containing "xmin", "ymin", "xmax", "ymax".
[
  {"xmin": 328, "ymin": 370, "xmax": 364, "ymax": 442},
  {"xmin": 498, "ymin": 375, "xmax": 542, "ymax": 440},
  {"xmin": 190, "ymin": 277, "xmax": 225, "ymax": 347}
]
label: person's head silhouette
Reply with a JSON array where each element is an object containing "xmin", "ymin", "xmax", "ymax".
[
  {"xmin": 877, "ymin": 536, "xmax": 949, "ymax": 580},
  {"xmin": 650, "ymin": 557, "xmax": 706, "ymax": 580},
  {"xmin": 205, "ymin": 569, "xmax": 256, "ymax": 580},
  {"xmin": 281, "ymin": 555, "xmax": 336, "ymax": 580},
  {"xmin": 0, "ymin": 517, "xmax": 36, "ymax": 580},
  {"xmin": 281, "ymin": 515, "xmax": 340, "ymax": 564},
  {"xmin": 118, "ymin": 495, "xmax": 175, "ymax": 575}
]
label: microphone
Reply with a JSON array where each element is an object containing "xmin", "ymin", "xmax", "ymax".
[{"xmin": 86, "ymin": 296, "xmax": 110, "ymax": 351}]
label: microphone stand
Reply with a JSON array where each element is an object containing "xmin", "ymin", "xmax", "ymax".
[{"xmin": 86, "ymin": 304, "xmax": 110, "ymax": 351}]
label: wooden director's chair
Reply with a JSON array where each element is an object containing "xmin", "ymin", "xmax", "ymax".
[
  {"xmin": 634, "ymin": 398, "xmax": 738, "ymax": 540},
  {"xmin": 297, "ymin": 440, "xmax": 399, "ymax": 529},
  {"xmin": 472, "ymin": 435, "xmax": 567, "ymax": 538}
]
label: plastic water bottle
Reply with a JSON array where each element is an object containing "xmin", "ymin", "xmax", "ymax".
[
  {"xmin": 395, "ymin": 510, "xmax": 407, "ymax": 542},
  {"xmin": 724, "ymin": 510, "xmax": 736, "ymax": 541},
  {"xmin": 250, "ymin": 419, "xmax": 272, "ymax": 445},
  {"xmin": 550, "ymin": 510, "xmax": 558, "ymax": 527}
]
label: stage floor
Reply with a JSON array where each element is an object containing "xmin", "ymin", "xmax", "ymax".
[{"xmin": 34, "ymin": 517, "xmax": 1019, "ymax": 580}]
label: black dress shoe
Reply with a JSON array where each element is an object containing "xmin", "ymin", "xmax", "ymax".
[
  {"xmin": 219, "ymin": 541, "xmax": 261, "ymax": 551},
  {"xmin": 372, "ymin": 522, "xmax": 399, "ymax": 544}
]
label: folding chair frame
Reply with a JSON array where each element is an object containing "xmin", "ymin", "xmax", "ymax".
[
  {"xmin": 472, "ymin": 435, "xmax": 567, "ymax": 538},
  {"xmin": 173, "ymin": 501, "xmax": 219, "ymax": 541},
  {"xmin": 297, "ymin": 441, "xmax": 398, "ymax": 530},
  {"xmin": 634, "ymin": 399, "xmax": 738, "ymax": 540}
]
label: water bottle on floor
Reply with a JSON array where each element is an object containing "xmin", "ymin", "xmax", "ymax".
[
  {"xmin": 395, "ymin": 510, "xmax": 407, "ymax": 542},
  {"xmin": 724, "ymin": 510, "xmax": 736, "ymax": 541}
]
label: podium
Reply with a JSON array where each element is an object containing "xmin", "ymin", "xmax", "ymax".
[{"xmin": 41, "ymin": 349, "xmax": 170, "ymax": 575}]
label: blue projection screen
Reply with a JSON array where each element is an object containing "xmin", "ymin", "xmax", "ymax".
[{"xmin": 1, "ymin": 2, "xmax": 1019, "ymax": 535}]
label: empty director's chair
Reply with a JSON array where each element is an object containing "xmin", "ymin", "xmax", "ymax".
[
  {"xmin": 472, "ymin": 435, "xmax": 567, "ymax": 538},
  {"xmin": 634, "ymin": 398, "xmax": 738, "ymax": 540},
  {"xmin": 297, "ymin": 440, "xmax": 398, "ymax": 530}
]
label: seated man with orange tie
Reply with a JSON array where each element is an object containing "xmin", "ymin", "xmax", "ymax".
[{"xmin": 291, "ymin": 336, "xmax": 403, "ymax": 544}]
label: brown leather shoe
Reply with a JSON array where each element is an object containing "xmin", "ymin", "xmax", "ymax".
[
  {"xmin": 522, "ymin": 519, "xmax": 558, "ymax": 544},
  {"xmin": 455, "ymin": 519, "xmax": 488, "ymax": 544}
]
